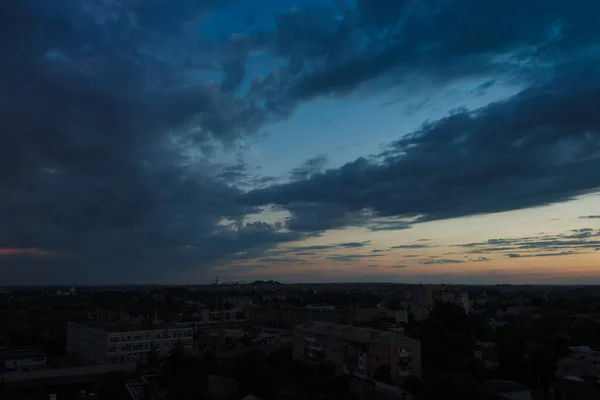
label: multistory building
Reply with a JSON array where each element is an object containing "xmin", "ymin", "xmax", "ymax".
[
  {"xmin": 66, "ymin": 321, "xmax": 193, "ymax": 366},
  {"xmin": 293, "ymin": 322, "xmax": 421, "ymax": 385}
]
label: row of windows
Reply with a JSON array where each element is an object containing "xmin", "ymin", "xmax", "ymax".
[
  {"xmin": 109, "ymin": 331, "xmax": 192, "ymax": 343},
  {"xmin": 109, "ymin": 340, "xmax": 192, "ymax": 353}
]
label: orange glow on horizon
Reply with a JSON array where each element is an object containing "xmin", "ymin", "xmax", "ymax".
[{"xmin": 0, "ymin": 247, "xmax": 53, "ymax": 258}]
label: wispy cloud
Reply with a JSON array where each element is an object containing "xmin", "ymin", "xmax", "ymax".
[
  {"xmin": 391, "ymin": 244, "xmax": 435, "ymax": 250},
  {"xmin": 506, "ymin": 251, "xmax": 576, "ymax": 258},
  {"xmin": 0, "ymin": 248, "xmax": 57, "ymax": 258},
  {"xmin": 257, "ymin": 257, "xmax": 307, "ymax": 264},
  {"xmin": 327, "ymin": 254, "xmax": 384, "ymax": 262},
  {"xmin": 456, "ymin": 229, "xmax": 600, "ymax": 255},
  {"xmin": 338, "ymin": 241, "xmax": 372, "ymax": 248},
  {"xmin": 419, "ymin": 259, "xmax": 465, "ymax": 265}
]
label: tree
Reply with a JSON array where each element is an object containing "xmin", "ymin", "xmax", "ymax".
[
  {"xmin": 373, "ymin": 364, "xmax": 393, "ymax": 384},
  {"xmin": 162, "ymin": 343, "xmax": 208, "ymax": 400},
  {"xmin": 147, "ymin": 342, "xmax": 159, "ymax": 369},
  {"xmin": 99, "ymin": 372, "xmax": 129, "ymax": 400}
]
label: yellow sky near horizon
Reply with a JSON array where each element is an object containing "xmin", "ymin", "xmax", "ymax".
[{"xmin": 217, "ymin": 193, "xmax": 600, "ymax": 284}]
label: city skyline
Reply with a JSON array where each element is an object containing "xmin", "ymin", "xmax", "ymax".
[{"xmin": 1, "ymin": 0, "xmax": 599, "ymax": 285}]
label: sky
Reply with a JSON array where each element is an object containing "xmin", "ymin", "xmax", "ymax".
[{"xmin": 1, "ymin": 0, "xmax": 600, "ymax": 285}]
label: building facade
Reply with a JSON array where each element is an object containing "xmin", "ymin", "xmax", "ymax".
[
  {"xmin": 66, "ymin": 322, "xmax": 193, "ymax": 366},
  {"xmin": 557, "ymin": 351, "xmax": 600, "ymax": 379},
  {"xmin": 293, "ymin": 322, "xmax": 421, "ymax": 385},
  {"xmin": 433, "ymin": 290, "xmax": 470, "ymax": 314},
  {"xmin": 409, "ymin": 285, "xmax": 470, "ymax": 318},
  {"xmin": 245, "ymin": 304, "xmax": 352, "ymax": 328},
  {"xmin": 0, "ymin": 350, "xmax": 47, "ymax": 372}
]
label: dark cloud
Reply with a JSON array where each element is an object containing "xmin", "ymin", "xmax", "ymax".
[
  {"xmin": 257, "ymin": 257, "xmax": 307, "ymax": 264},
  {"xmin": 290, "ymin": 155, "xmax": 328, "ymax": 181},
  {"xmin": 365, "ymin": 264, "xmax": 379, "ymax": 268},
  {"xmin": 455, "ymin": 229, "xmax": 600, "ymax": 261},
  {"xmin": 3, "ymin": 0, "xmax": 600, "ymax": 283},
  {"xmin": 327, "ymin": 254, "xmax": 384, "ymax": 262},
  {"xmin": 0, "ymin": 0, "xmax": 301, "ymax": 284},
  {"xmin": 366, "ymin": 218, "xmax": 413, "ymax": 232},
  {"xmin": 580, "ymin": 215, "xmax": 600, "ymax": 219},
  {"xmin": 505, "ymin": 251, "xmax": 576, "ymax": 258},
  {"xmin": 286, "ymin": 0, "xmax": 600, "ymax": 100},
  {"xmin": 280, "ymin": 202, "xmax": 371, "ymax": 233},
  {"xmin": 244, "ymin": 70, "xmax": 600, "ymax": 226},
  {"xmin": 289, "ymin": 245, "xmax": 337, "ymax": 252},
  {"xmin": 391, "ymin": 265, "xmax": 408, "ymax": 269},
  {"xmin": 338, "ymin": 241, "xmax": 371, "ymax": 248},
  {"xmin": 222, "ymin": 264, "xmax": 267, "ymax": 271},
  {"xmin": 391, "ymin": 244, "xmax": 434, "ymax": 249},
  {"xmin": 419, "ymin": 259, "xmax": 465, "ymax": 265},
  {"xmin": 288, "ymin": 240, "xmax": 371, "ymax": 253},
  {"xmin": 371, "ymin": 249, "xmax": 386, "ymax": 253}
]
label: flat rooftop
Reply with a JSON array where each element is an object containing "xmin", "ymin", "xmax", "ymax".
[
  {"xmin": 2, "ymin": 364, "xmax": 136, "ymax": 382},
  {"xmin": 295, "ymin": 322, "xmax": 418, "ymax": 345},
  {"xmin": 69, "ymin": 321, "xmax": 193, "ymax": 333},
  {"xmin": 0, "ymin": 351, "xmax": 46, "ymax": 361}
]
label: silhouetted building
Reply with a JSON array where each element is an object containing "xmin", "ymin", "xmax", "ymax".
[
  {"xmin": 66, "ymin": 321, "xmax": 193, "ymax": 366},
  {"xmin": 293, "ymin": 322, "xmax": 421, "ymax": 385}
]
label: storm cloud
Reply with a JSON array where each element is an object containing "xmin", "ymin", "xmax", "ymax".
[
  {"xmin": 2, "ymin": 0, "xmax": 600, "ymax": 283},
  {"xmin": 244, "ymin": 71, "xmax": 600, "ymax": 228}
]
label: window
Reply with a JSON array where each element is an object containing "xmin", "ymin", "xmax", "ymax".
[{"xmin": 127, "ymin": 336, "xmax": 131, "ymax": 341}]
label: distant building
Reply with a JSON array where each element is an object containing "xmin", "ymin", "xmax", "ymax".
[
  {"xmin": 305, "ymin": 304, "xmax": 337, "ymax": 311},
  {"xmin": 555, "ymin": 375, "xmax": 600, "ymax": 400},
  {"xmin": 353, "ymin": 308, "xmax": 408, "ymax": 325},
  {"xmin": 197, "ymin": 308, "xmax": 244, "ymax": 323},
  {"xmin": 482, "ymin": 380, "xmax": 531, "ymax": 400},
  {"xmin": 245, "ymin": 304, "xmax": 352, "ymax": 328},
  {"xmin": 488, "ymin": 318, "xmax": 509, "ymax": 330},
  {"xmin": 409, "ymin": 285, "xmax": 434, "ymax": 321},
  {"xmin": 66, "ymin": 321, "xmax": 193, "ymax": 366},
  {"xmin": 474, "ymin": 341, "xmax": 499, "ymax": 371},
  {"xmin": 293, "ymin": 322, "xmax": 421, "ymax": 385},
  {"xmin": 0, "ymin": 349, "xmax": 47, "ymax": 372},
  {"xmin": 224, "ymin": 296, "xmax": 253, "ymax": 311},
  {"xmin": 409, "ymin": 284, "xmax": 469, "ymax": 318},
  {"xmin": 433, "ymin": 289, "xmax": 470, "ymax": 314},
  {"xmin": 557, "ymin": 350, "xmax": 600, "ymax": 379}
]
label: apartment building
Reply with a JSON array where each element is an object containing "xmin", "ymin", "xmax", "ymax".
[
  {"xmin": 353, "ymin": 308, "xmax": 409, "ymax": 325},
  {"xmin": 293, "ymin": 322, "xmax": 421, "ymax": 385},
  {"xmin": 66, "ymin": 321, "xmax": 193, "ymax": 366},
  {"xmin": 409, "ymin": 285, "xmax": 470, "ymax": 318},
  {"xmin": 557, "ymin": 350, "xmax": 600, "ymax": 379},
  {"xmin": 0, "ymin": 349, "xmax": 47, "ymax": 372},
  {"xmin": 433, "ymin": 290, "xmax": 470, "ymax": 314},
  {"xmin": 245, "ymin": 304, "xmax": 352, "ymax": 328}
]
